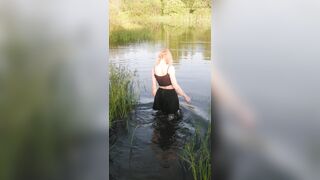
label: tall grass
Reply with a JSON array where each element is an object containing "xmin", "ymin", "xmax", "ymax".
[
  {"xmin": 109, "ymin": 27, "xmax": 153, "ymax": 47},
  {"xmin": 180, "ymin": 125, "xmax": 211, "ymax": 180},
  {"xmin": 109, "ymin": 64, "xmax": 139, "ymax": 127}
]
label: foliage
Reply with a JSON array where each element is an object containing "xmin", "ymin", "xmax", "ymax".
[
  {"xmin": 109, "ymin": 0, "xmax": 211, "ymax": 33},
  {"xmin": 163, "ymin": 0, "xmax": 186, "ymax": 15},
  {"xmin": 109, "ymin": 64, "xmax": 139, "ymax": 127},
  {"xmin": 121, "ymin": 0, "xmax": 162, "ymax": 16},
  {"xmin": 180, "ymin": 125, "xmax": 211, "ymax": 180},
  {"xmin": 181, "ymin": 0, "xmax": 197, "ymax": 13}
]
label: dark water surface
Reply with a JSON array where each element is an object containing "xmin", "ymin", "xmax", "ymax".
[
  {"xmin": 109, "ymin": 24, "xmax": 211, "ymax": 180},
  {"xmin": 110, "ymin": 104, "xmax": 205, "ymax": 180}
]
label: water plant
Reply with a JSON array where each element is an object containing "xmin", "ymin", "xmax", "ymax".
[
  {"xmin": 180, "ymin": 124, "xmax": 211, "ymax": 180},
  {"xmin": 109, "ymin": 63, "xmax": 139, "ymax": 127},
  {"xmin": 109, "ymin": 27, "xmax": 153, "ymax": 47}
]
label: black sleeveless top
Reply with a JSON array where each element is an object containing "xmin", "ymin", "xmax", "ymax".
[{"xmin": 154, "ymin": 65, "xmax": 172, "ymax": 86}]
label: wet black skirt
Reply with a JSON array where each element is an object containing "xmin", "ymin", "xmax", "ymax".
[{"xmin": 153, "ymin": 88, "xmax": 179, "ymax": 114}]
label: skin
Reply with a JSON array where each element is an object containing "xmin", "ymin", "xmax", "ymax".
[
  {"xmin": 151, "ymin": 54, "xmax": 254, "ymax": 127},
  {"xmin": 152, "ymin": 59, "xmax": 191, "ymax": 103}
]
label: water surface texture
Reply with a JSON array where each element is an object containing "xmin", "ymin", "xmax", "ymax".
[{"xmin": 109, "ymin": 24, "xmax": 211, "ymax": 180}]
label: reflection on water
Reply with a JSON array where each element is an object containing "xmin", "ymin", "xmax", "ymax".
[
  {"xmin": 110, "ymin": 24, "xmax": 211, "ymax": 62},
  {"xmin": 110, "ymin": 24, "xmax": 211, "ymax": 119},
  {"xmin": 110, "ymin": 103, "xmax": 203, "ymax": 180},
  {"xmin": 152, "ymin": 113, "xmax": 181, "ymax": 151},
  {"xmin": 109, "ymin": 23, "xmax": 211, "ymax": 180}
]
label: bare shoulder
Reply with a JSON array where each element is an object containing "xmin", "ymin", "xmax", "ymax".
[{"xmin": 168, "ymin": 65, "xmax": 175, "ymax": 74}]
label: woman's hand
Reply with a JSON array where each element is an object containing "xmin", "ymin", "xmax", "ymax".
[{"xmin": 184, "ymin": 95, "xmax": 191, "ymax": 104}]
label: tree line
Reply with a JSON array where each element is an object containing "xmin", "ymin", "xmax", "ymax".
[{"xmin": 110, "ymin": 0, "xmax": 211, "ymax": 17}]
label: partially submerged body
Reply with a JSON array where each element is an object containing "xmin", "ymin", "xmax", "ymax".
[{"xmin": 152, "ymin": 49, "xmax": 191, "ymax": 117}]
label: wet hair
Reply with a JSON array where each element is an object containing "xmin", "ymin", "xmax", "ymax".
[{"xmin": 156, "ymin": 48, "xmax": 173, "ymax": 65}]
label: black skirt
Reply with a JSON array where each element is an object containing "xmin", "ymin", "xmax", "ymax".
[{"xmin": 153, "ymin": 88, "xmax": 179, "ymax": 114}]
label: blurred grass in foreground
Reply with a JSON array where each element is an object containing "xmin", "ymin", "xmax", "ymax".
[{"xmin": 0, "ymin": 0, "xmax": 108, "ymax": 179}]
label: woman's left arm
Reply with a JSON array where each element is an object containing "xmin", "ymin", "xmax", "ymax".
[{"xmin": 168, "ymin": 66, "xmax": 191, "ymax": 103}]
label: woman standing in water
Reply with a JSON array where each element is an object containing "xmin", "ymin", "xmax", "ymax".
[{"xmin": 152, "ymin": 49, "xmax": 191, "ymax": 117}]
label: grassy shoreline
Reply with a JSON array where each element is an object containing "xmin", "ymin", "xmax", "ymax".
[{"xmin": 110, "ymin": 14, "xmax": 211, "ymax": 34}]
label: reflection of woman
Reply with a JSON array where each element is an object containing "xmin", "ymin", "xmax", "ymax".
[
  {"xmin": 152, "ymin": 49, "xmax": 191, "ymax": 116},
  {"xmin": 150, "ymin": 115, "xmax": 180, "ymax": 168},
  {"xmin": 151, "ymin": 115, "xmax": 178, "ymax": 150}
]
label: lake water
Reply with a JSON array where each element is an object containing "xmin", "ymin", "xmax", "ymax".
[{"xmin": 109, "ymin": 24, "xmax": 211, "ymax": 180}]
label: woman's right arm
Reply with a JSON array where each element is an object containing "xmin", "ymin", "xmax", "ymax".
[
  {"xmin": 151, "ymin": 68, "xmax": 157, "ymax": 96},
  {"xmin": 168, "ymin": 66, "xmax": 191, "ymax": 103}
]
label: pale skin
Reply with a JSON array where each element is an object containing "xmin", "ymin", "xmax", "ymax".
[
  {"xmin": 152, "ymin": 56, "xmax": 253, "ymax": 127},
  {"xmin": 152, "ymin": 59, "xmax": 191, "ymax": 103}
]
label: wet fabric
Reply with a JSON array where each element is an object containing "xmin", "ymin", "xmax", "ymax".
[{"xmin": 153, "ymin": 88, "xmax": 179, "ymax": 114}]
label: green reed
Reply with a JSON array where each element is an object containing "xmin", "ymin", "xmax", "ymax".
[
  {"xmin": 109, "ymin": 64, "xmax": 139, "ymax": 127},
  {"xmin": 180, "ymin": 125, "xmax": 211, "ymax": 180},
  {"xmin": 109, "ymin": 27, "xmax": 153, "ymax": 47}
]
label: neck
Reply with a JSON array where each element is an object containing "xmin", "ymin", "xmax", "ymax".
[{"xmin": 159, "ymin": 59, "xmax": 166, "ymax": 65}]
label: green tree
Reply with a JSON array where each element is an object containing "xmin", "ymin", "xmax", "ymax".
[
  {"xmin": 201, "ymin": 0, "xmax": 211, "ymax": 8},
  {"xmin": 181, "ymin": 0, "xmax": 196, "ymax": 14},
  {"xmin": 160, "ymin": 0, "xmax": 165, "ymax": 15}
]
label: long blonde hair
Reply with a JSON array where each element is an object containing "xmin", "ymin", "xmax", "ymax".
[{"xmin": 156, "ymin": 48, "xmax": 173, "ymax": 65}]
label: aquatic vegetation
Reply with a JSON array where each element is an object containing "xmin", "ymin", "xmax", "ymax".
[
  {"xmin": 180, "ymin": 125, "xmax": 211, "ymax": 180},
  {"xmin": 109, "ymin": 27, "xmax": 153, "ymax": 47},
  {"xmin": 109, "ymin": 64, "xmax": 139, "ymax": 127}
]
